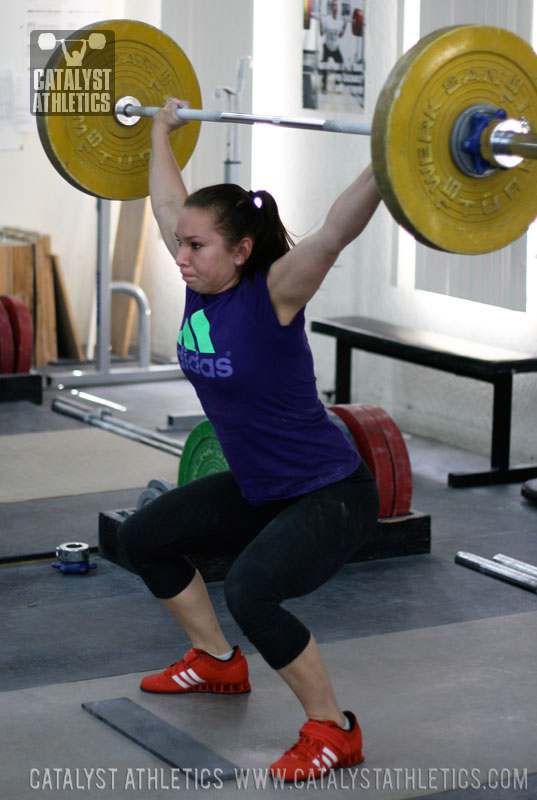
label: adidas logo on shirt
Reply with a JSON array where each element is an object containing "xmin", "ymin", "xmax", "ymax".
[{"xmin": 178, "ymin": 309, "xmax": 233, "ymax": 378}]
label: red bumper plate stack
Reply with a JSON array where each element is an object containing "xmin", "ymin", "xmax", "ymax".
[
  {"xmin": 0, "ymin": 300, "xmax": 15, "ymax": 373},
  {"xmin": 329, "ymin": 403, "xmax": 412, "ymax": 518},
  {"xmin": 0, "ymin": 295, "xmax": 34, "ymax": 373}
]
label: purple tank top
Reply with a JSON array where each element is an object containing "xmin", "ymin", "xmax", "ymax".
[{"xmin": 177, "ymin": 271, "xmax": 359, "ymax": 504}]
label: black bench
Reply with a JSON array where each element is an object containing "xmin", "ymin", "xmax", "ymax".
[{"xmin": 311, "ymin": 315, "xmax": 537, "ymax": 488}]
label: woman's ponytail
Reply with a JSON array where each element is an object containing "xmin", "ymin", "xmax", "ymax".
[{"xmin": 185, "ymin": 184, "xmax": 294, "ymax": 281}]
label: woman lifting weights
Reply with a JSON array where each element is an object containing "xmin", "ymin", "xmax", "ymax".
[{"xmin": 119, "ymin": 96, "xmax": 381, "ymax": 781}]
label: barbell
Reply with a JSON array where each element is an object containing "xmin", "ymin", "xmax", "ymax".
[{"xmin": 36, "ymin": 19, "xmax": 537, "ymax": 254}]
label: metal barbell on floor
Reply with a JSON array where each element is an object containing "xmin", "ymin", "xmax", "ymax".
[{"xmin": 36, "ymin": 19, "xmax": 537, "ymax": 254}]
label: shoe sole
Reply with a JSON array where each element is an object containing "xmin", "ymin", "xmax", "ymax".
[{"xmin": 141, "ymin": 680, "xmax": 251, "ymax": 695}]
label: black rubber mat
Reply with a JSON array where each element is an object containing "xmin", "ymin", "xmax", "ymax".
[
  {"xmin": 83, "ymin": 698, "xmax": 240, "ymax": 780},
  {"xmin": 0, "ymin": 489, "xmax": 141, "ymax": 561},
  {"xmin": 0, "ymin": 399, "xmax": 82, "ymax": 435},
  {"xmin": 2, "ymin": 519, "xmax": 537, "ymax": 693},
  {"xmin": 0, "ymin": 381, "xmax": 200, "ymax": 436},
  {"xmin": 3, "ymin": 424, "xmax": 537, "ymax": 693}
]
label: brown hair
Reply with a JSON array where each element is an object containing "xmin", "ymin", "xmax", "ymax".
[{"xmin": 184, "ymin": 184, "xmax": 294, "ymax": 281}]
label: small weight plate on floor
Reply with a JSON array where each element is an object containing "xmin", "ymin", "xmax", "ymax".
[
  {"xmin": 147, "ymin": 477, "xmax": 173, "ymax": 493},
  {"xmin": 136, "ymin": 477, "xmax": 173, "ymax": 509},
  {"xmin": 0, "ymin": 295, "xmax": 33, "ymax": 372},
  {"xmin": 329, "ymin": 404, "xmax": 395, "ymax": 518},
  {"xmin": 360, "ymin": 404, "xmax": 412, "ymax": 517},
  {"xmin": 136, "ymin": 487, "xmax": 161, "ymax": 508},
  {"xmin": 0, "ymin": 300, "xmax": 15, "ymax": 373},
  {"xmin": 178, "ymin": 419, "xmax": 229, "ymax": 485}
]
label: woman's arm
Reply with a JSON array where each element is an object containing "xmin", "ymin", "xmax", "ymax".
[
  {"xmin": 149, "ymin": 99, "xmax": 191, "ymax": 257},
  {"xmin": 267, "ymin": 163, "xmax": 381, "ymax": 325}
]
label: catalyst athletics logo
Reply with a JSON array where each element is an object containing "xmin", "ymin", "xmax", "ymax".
[{"xmin": 30, "ymin": 28, "xmax": 115, "ymax": 116}]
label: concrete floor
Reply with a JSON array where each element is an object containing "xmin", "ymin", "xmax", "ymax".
[{"xmin": 1, "ymin": 378, "xmax": 536, "ymax": 799}]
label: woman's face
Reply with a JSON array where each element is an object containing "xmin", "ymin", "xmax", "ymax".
[{"xmin": 175, "ymin": 207, "xmax": 246, "ymax": 294}]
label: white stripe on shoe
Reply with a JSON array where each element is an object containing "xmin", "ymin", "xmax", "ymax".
[
  {"xmin": 323, "ymin": 746, "xmax": 338, "ymax": 764},
  {"xmin": 171, "ymin": 669, "xmax": 206, "ymax": 689},
  {"xmin": 312, "ymin": 747, "xmax": 338, "ymax": 771},
  {"xmin": 171, "ymin": 675, "xmax": 190, "ymax": 689}
]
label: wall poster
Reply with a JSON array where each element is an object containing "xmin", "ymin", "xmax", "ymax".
[{"xmin": 303, "ymin": 0, "xmax": 365, "ymax": 112}]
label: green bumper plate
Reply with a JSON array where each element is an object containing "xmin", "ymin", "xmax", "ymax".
[{"xmin": 178, "ymin": 419, "xmax": 229, "ymax": 485}]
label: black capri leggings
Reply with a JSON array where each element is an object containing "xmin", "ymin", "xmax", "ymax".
[{"xmin": 118, "ymin": 460, "xmax": 379, "ymax": 670}]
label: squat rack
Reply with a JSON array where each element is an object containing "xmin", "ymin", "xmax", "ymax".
[{"xmin": 44, "ymin": 199, "xmax": 184, "ymax": 389}]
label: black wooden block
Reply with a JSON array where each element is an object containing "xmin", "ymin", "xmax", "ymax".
[
  {"xmin": 99, "ymin": 508, "xmax": 431, "ymax": 581},
  {"xmin": 0, "ymin": 372, "xmax": 42, "ymax": 404},
  {"xmin": 82, "ymin": 698, "xmax": 240, "ymax": 780}
]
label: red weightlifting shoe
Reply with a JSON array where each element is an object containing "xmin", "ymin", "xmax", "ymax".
[
  {"xmin": 270, "ymin": 711, "xmax": 364, "ymax": 782},
  {"xmin": 140, "ymin": 645, "xmax": 250, "ymax": 694}
]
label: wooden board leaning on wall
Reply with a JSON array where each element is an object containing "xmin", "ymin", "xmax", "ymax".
[{"xmin": 0, "ymin": 228, "xmax": 83, "ymax": 367}]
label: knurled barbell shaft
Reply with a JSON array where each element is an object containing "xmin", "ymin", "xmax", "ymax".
[{"xmin": 121, "ymin": 103, "xmax": 374, "ymax": 136}]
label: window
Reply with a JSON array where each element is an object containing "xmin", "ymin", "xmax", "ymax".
[{"xmin": 398, "ymin": 0, "xmax": 534, "ymax": 311}]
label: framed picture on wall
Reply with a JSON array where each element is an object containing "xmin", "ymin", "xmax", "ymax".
[{"xmin": 302, "ymin": 0, "xmax": 365, "ymax": 111}]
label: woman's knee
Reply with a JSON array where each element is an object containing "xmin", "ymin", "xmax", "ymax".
[
  {"xmin": 224, "ymin": 560, "xmax": 311, "ymax": 669},
  {"xmin": 224, "ymin": 559, "xmax": 273, "ymax": 629}
]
